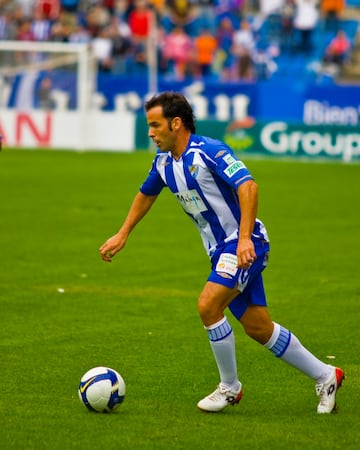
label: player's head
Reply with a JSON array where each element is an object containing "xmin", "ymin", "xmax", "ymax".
[{"xmin": 145, "ymin": 92, "xmax": 196, "ymax": 133}]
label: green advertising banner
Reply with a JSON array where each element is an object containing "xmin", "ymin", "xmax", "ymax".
[
  {"xmin": 135, "ymin": 116, "xmax": 360, "ymax": 161},
  {"xmin": 224, "ymin": 120, "xmax": 360, "ymax": 161}
]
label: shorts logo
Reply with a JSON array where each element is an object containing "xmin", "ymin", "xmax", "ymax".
[
  {"xmin": 216, "ymin": 253, "xmax": 238, "ymax": 276},
  {"xmin": 216, "ymin": 272, "xmax": 233, "ymax": 279}
]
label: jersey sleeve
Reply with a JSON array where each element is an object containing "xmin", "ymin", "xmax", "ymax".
[
  {"xmin": 139, "ymin": 155, "xmax": 166, "ymax": 196},
  {"xmin": 201, "ymin": 141, "xmax": 253, "ymax": 189}
]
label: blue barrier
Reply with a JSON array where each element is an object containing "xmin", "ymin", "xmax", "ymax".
[{"xmin": 7, "ymin": 72, "xmax": 360, "ymax": 126}]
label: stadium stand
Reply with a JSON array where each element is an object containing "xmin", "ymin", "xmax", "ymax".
[{"xmin": 0, "ymin": 0, "xmax": 359, "ymax": 85}]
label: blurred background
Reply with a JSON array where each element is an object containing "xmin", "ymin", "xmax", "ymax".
[{"xmin": 0, "ymin": 0, "xmax": 359, "ymax": 157}]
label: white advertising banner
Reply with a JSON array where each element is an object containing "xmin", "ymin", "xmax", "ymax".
[{"xmin": 0, "ymin": 109, "xmax": 136, "ymax": 152}]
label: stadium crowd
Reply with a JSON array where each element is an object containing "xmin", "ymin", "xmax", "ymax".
[{"xmin": 0, "ymin": 0, "xmax": 355, "ymax": 81}]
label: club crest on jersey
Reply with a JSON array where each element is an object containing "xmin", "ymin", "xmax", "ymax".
[{"xmin": 188, "ymin": 165, "xmax": 199, "ymax": 178}]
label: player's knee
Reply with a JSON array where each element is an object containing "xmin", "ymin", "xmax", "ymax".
[
  {"xmin": 243, "ymin": 321, "xmax": 273, "ymax": 344},
  {"xmin": 197, "ymin": 295, "xmax": 222, "ymax": 325},
  {"xmin": 197, "ymin": 296, "xmax": 211, "ymax": 321}
]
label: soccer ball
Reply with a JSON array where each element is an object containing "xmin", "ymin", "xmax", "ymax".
[{"xmin": 78, "ymin": 366, "xmax": 126, "ymax": 412}]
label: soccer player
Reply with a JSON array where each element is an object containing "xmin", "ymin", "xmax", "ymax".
[{"xmin": 99, "ymin": 91, "xmax": 344, "ymax": 413}]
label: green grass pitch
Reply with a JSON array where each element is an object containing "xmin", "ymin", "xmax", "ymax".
[{"xmin": 0, "ymin": 149, "xmax": 359, "ymax": 450}]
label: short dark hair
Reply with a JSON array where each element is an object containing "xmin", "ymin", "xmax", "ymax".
[{"xmin": 145, "ymin": 92, "xmax": 196, "ymax": 133}]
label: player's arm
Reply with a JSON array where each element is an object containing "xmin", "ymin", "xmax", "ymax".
[
  {"xmin": 236, "ymin": 180, "xmax": 258, "ymax": 269},
  {"xmin": 99, "ymin": 192, "xmax": 158, "ymax": 262}
]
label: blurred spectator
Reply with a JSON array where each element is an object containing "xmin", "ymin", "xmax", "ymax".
[
  {"xmin": 107, "ymin": 15, "xmax": 132, "ymax": 73},
  {"xmin": 215, "ymin": 16, "xmax": 235, "ymax": 80},
  {"xmin": 128, "ymin": 0, "xmax": 152, "ymax": 39},
  {"xmin": 49, "ymin": 18, "xmax": 69, "ymax": 41},
  {"xmin": 320, "ymin": 0, "xmax": 345, "ymax": 32},
  {"xmin": 214, "ymin": 0, "xmax": 245, "ymax": 27},
  {"xmin": 15, "ymin": 18, "xmax": 36, "ymax": 65},
  {"xmin": 0, "ymin": 7, "xmax": 18, "ymax": 40},
  {"xmin": 164, "ymin": 0, "xmax": 201, "ymax": 35},
  {"xmin": 31, "ymin": 8, "xmax": 52, "ymax": 41},
  {"xmin": 68, "ymin": 21, "xmax": 91, "ymax": 43},
  {"xmin": 235, "ymin": 46, "xmax": 255, "ymax": 81},
  {"xmin": 149, "ymin": 0, "xmax": 166, "ymax": 16},
  {"xmin": 15, "ymin": 1, "xmax": 37, "ymax": 17},
  {"xmin": 36, "ymin": 76, "xmax": 56, "ymax": 109},
  {"xmin": 253, "ymin": 45, "xmax": 278, "ymax": 79},
  {"xmin": 13, "ymin": 4, "xmax": 28, "ymax": 28},
  {"xmin": 162, "ymin": 25, "xmax": 193, "ymax": 79},
  {"xmin": 36, "ymin": 0, "xmax": 60, "ymax": 20},
  {"xmin": 323, "ymin": 28, "xmax": 350, "ymax": 66},
  {"xmin": 231, "ymin": 19, "xmax": 258, "ymax": 81},
  {"xmin": 279, "ymin": 0, "xmax": 295, "ymax": 52},
  {"xmin": 194, "ymin": 0, "xmax": 217, "ymax": 33},
  {"xmin": 85, "ymin": 2, "xmax": 111, "ymax": 36},
  {"xmin": 259, "ymin": 0, "xmax": 285, "ymax": 40},
  {"xmin": 102, "ymin": 0, "xmax": 116, "ymax": 14},
  {"xmin": 129, "ymin": 36, "xmax": 148, "ymax": 73},
  {"xmin": 167, "ymin": 0, "xmax": 191, "ymax": 20},
  {"xmin": 114, "ymin": 0, "xmax": 130, "ymax": 20},
  {"xmin": 60, "ymin": 0, "xmax": 80, "ymax": 13},
  {"xmin": 91, "ymin": 26, "xmax": 114, "ymax": 72},
  {"xmin": 293, "ymin": 0, "xmax": 319, "ymax": 54},
  {"xmin": 193, "ymin": 27, "xmax": 218, "ymax": 77},
  {"xmin": 16, "ymin": 18, "xmax": 35, "ymax": 40},
  {"xmin": 259, "ymin": 0, "xmax": 284, "ymax": 17},
  {"xmin": 232, "ymin": 18, "xmax": 256, "ymax": 53}
]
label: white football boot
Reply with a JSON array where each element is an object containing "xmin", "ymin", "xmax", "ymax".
[
  {"xmin": 197, "ymin": 383, "xmax": 243, "ymax": 412},
  {"xmin": 316, "ymin": 366, "xmax": 345, "ymax": 413}
]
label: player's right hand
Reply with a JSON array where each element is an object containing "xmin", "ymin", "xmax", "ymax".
[{"xmin": 99, "ymin": 233, "xmax": 126, "ymax": 262}]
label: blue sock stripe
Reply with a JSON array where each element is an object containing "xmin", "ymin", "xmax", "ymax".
[
  {"xmin": 207, "ymin": 319, "xmax": 233, "ymax": 342},
  {"xmin": 270, "ymin": 327, "xmax": 291, "ymax": 357}
]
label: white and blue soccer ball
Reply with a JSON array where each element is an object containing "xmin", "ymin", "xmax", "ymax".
[{"xmin": 78, "ymin": 366, "xmax": 126, "ymax": 412}]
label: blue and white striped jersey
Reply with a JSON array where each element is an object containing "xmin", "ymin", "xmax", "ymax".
[{"xmin": 140, "ymin": 134, "xmax": 268, "ymax": 256}]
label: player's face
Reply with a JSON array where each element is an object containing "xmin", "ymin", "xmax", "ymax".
[{"xmin": 146, "ymin": 106, "xmax": 177, "ymax": 152}]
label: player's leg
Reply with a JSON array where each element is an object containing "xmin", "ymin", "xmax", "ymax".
[
  {"xmin": 197, "ymin": 281, "xmax": 243, "ymax": 412},
  {"xmin": 196, "ymin": 239, "xmax": 270, "ymax": 412},
  {"xmin": 238, "ymin": 304, "xmax": 345, "ymax": 413}
]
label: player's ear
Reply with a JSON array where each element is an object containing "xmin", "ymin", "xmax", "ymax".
[{"xmin": 172, "ymin": 117, "xmax": 182, "ymax": 131}]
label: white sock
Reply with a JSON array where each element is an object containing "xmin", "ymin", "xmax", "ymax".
[
  {"xmin": 206, "ymin": 316, "xmax": 240, "ymax": 390},
  {"xmin": 264, "ymin": 322, "xmax": 332, "ymax": 383}
]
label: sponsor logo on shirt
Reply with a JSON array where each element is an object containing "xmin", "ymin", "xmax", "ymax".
[
  {"xmin": 175, "ymin": 189, "xmax": 207, "ymax": 214},
  {"xmin": 222, "ymin": 154, "xmax": 236, "ymax": 165},
  {"xmin": 224, "ymin": 161, "xmax": 244, "ymax": 177}
]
